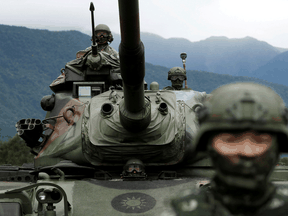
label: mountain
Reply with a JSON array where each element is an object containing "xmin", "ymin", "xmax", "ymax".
[
  {"xmin": 111, "ymin": 33, "xmax": 282, "ymax": 77},
  {"xmin": 0, "ymin": 25, "xmax": 91, "ymax": 139},
  {"xmin": 251, "ymin": 51, "xmax": 288, "ymax": 86},
  {"xmin": 1, "ymin": 24, "xmax": 288, "ymax": 139},
  {"xmin": 3, "ymin": 24, "xmax": 284, "ymax": 80}
]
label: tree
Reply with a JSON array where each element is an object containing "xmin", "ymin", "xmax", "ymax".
[
  {"xmin": 279, "ymin": 157, "xmax": 288, "ymax": 165},
  {"xmin": 0, "ymin": 134, "xmax": 34, "ymax": 166}
]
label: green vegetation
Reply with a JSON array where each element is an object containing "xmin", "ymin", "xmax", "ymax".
[
  {"xmin": 279, "ymin": 157, "xmax": 288, "ymax": 166},
  {"xmin": 0, "ymin": 134, "xmax": 34, "ymax": 166}
]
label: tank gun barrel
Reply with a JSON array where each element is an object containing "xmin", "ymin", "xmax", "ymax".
[{"xmin": 118, "ymin": 0, "xmax": 151, "ymax": 132}]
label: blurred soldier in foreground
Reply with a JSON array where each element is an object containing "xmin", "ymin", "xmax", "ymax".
[
  {"xmin": 169, "ymin": 82, "xmax": 288, "ymax": 216},
  {"xmin": 163, "ymin": 67, "xmax": 191, "ymax": 90}
]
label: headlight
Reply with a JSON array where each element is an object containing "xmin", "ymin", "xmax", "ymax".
[{"xmin": 36, "ymin": 188, "xmax": 62, "ymax": 204}]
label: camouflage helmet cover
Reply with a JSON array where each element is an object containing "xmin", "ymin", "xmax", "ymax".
[
  {"xmin": 95, "ymin": 24, "xmax": 113, "ymax": 43},
  {"xmin": 95, "ymin": 24, "xmax": 111, "ymax": 33},
  {"xmin": 168, "ymin": 67, "xmax": 187, "ymax": 80},
  {"xmin": 195, "ymin": 82, "xmax": 288, "ymax": 152}
]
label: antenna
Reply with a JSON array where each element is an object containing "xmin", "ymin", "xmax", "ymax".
[
  {"xmin": 180, "ymin": 52, "xmax": 188, "ymax": 88},
  {"xmin": 90, "ymin": 2, "xmax": 98, "ymax": 56}
]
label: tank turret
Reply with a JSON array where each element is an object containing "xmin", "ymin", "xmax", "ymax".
[
  {"xmin": 118, "ymin": 0, "xmax": 151, "ymax": 132},
  {"xmin": 13, "ymin": 0, "xmax": 211, "ymax": 168}
]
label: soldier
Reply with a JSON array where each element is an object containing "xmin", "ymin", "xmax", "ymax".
[
  {"xmin": 169, "ymin": 82, "xmax": 288, "ymax": 216},
  {"xmin": 163, "ymin": 67, "xmax": 191, "ymax": 90},
  {"xmin": 81, "ymin": 24, "xmax": 119, "ymax": 59},
  {"xmin": 84, "ymin": 23, "xmax": 120, "ymax": 71}
]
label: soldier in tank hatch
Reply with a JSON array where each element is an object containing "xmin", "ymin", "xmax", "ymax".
[
  {"xmin": 72, "ymin": 24, "xmax": 120, "ymax": 71},
  {"xmin": 167, "ymin": 82, "xmax": 288, "ymax": 216},
  {"xmin": 163, "ymin": 67, "xmax": 192, "ymax": 90},
  {"xmin": 82, "ymin": 24, "xmax": 119, "ymax": 59},
  {"xmin": 57, "ymin": 23, "xmax": 122, "ymax": 91}
]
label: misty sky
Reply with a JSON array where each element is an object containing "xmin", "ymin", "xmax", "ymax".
[{"xmin": 1, "ymin": 0, "xmax": 288, "ymax": 48}]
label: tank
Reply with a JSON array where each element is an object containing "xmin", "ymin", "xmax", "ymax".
[{"xmin": 0, "ymin": 1, "xmax": 288, "ymax": 216}]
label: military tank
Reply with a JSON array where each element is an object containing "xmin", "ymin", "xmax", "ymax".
[{"xmin": 0, "ymin": 1, "xmax": 288, "ymax": 216}]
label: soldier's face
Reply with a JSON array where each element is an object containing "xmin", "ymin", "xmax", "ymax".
[
  {"xmin": 171, "ymin": 76, "xmax": 184, "ymax": 89},
  {"xmin": 211, "ymin": 131, "xmax": 272, "ymax": 163},
  {"xmin": 96, "ymin": 31, "xmax": 108, "ymax": 44}
]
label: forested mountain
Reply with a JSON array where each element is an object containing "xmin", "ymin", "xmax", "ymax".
[
  {"xmin": 251, "ymin": 51, "xmax": 288, "ymax": 86},
  {"xmin": 112, "ymin": 33, "xmax": 287, "ymax": 77},
  {"xmin": 1, "ymin": 24, "xmax": 288, "ymax": 139}
]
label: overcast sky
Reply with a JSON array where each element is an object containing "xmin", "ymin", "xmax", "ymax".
[{"xmin": 2, "ymin": 0, "xmax": 288, "ymax": 48}]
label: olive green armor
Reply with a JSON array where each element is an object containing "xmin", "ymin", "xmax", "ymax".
[{"xmin": 170, "ymin": 82, "xmax": 288, "ymax": 216}]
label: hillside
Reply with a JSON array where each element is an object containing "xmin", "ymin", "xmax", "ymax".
[
  {"xmin": 111, "ymin": 33, "xmax": 282, "ymax": 77},
  {"xmin": 251, "ymin": 51, "xmax": 288, "ymax": 86},
  {"xmin": 1, "ymin": 24, "xmax": 287, "ymax": 80}
]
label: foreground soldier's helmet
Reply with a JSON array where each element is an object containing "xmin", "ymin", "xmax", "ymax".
[
  {"xmin": 167, "ymin": 67, "xmax": 187, "ymax": 80},
  {"xmin": 95, "ymin": 24, "xmax": 113, "ymax": 43},
  {"xmin": 195, "ymin": 82, "xmax": 288, "ymax": 152}
]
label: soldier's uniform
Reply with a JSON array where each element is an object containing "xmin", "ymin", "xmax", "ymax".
[
  {"xmin": 163, "ymin": 86, "xmax": 192, "ymax": 90},
  {"xmin": 84, "ymin": 44, "xmax": 119, "ymax": 60},
  {"xmin": 169, "ymin": 82, "xmax": 288, "ymax": 216},
  {"xmin": 170, "ymin": 184, "xmax": 288, "ymax": 216}
]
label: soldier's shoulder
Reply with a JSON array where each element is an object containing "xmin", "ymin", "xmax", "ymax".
[
  {"xmin": 108, "ymin": 45, "xmax": 117, "ymax": 51},
  {"xmin": 163, "ymin": 86, "xmax": 175, "ymax": 90},
  {"xmin": 269, "ymin": 186, "xmax": 288, "ymax": 207},
  {"xmin": 170, "ymin": 188, "xmax": 211, "ymax": 216},
  {"xmin": 260, "ymin": 186, "xmax": 288, "ymax": 215},
  {"xmin": 273, "ymin": 186, "xmax": 288, "ymax": 201},
  {"xmin": 106, "ymin": 46, "xmax": 119, "ymax": 58}
]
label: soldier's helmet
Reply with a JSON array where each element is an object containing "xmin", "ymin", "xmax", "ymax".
[
  {"xmin": 194, "ymin": 82, "xmax": 288, "ymax": 189},
  {"xmin": 95, "ymin": 24, "xmax": 114, "ymax": 43},
  {"xmin": 167, "ymin": 67, "xmax": 187, "ymax": 81},
  {"xmin": 195, "ymin": 82, "xmax": 288, "ymax": 152}
]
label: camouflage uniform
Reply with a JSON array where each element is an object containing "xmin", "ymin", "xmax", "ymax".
[
  {"xmin": 170, "ymin": 183, "xmax": 288, "ymax": 216},
  {"xmin": 84, "ymin": 45, "xmax": 120, "ymax": 70},
  {"xmin": 163, "ymin": 86, "xmax": 192, "ymax": 91},
  {"xmin": 84, "ymin": 44, "xmax": 119, "ymax": 60},
  {"xmin": 169, "ymin": 82, "xmax": 288, "ymax": 216}
]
